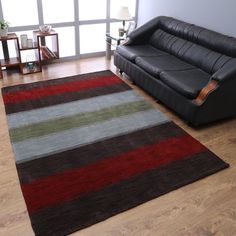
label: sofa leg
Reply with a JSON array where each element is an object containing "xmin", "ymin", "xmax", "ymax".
[{"xmin": 119, "ymin": 69, "xmax": 124, "ymax": 75}]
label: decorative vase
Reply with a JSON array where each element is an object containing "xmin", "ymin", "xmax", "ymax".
[
  {"xmin": 20, "ymin": 34, "xmax": 28, "ymax": 48},
  {"xmin": 0, "ymin": 28, "xmax": 8, "ymax": 37}
]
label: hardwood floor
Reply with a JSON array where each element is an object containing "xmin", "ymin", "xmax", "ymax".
[{"xmin": 0, "ymin": 57, "xmax": 236, "ymax": 236}]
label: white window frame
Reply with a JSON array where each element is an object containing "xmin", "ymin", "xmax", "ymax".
[{"xmin": 0, "ymin": 0, "xmax": 139, "ymax": 61}]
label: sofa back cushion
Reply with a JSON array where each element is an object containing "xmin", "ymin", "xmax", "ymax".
[
  {"xmin": 156, "ymin": 16, "xmax": 236, "ymax": 57},
  {"xmin": 149, "ymin": 29, "xmax": 232, "ymax": 74}
]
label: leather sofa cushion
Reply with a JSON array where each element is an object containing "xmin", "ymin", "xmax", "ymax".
[
  {"xmin": 157, "ymin": 16, "xmax": 236, "ymax": 57},
  {"xmin": 149, "ymin": 29, "xmax": 232, "ymax": 74},
  {"xmin": 135, "ymin": 55, "xmax": 194, "ymax": 77},
  {"xmin": 160, "ymin": 69, "xmax": 211, "ymax": 99},
  {"xmin": 116, "ymin": 45, "xmax": 167, "ymax": 62}
]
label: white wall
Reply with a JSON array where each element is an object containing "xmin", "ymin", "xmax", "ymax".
[{"xmin": 138, "ymin": 0, "xmax": 236, "ymax": 37}]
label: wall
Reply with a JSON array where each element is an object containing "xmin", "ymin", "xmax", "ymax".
[{"xmin": 138, "ymin": 0, "xmax": 236, "ymax": 37}]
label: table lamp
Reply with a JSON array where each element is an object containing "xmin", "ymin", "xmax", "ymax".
[{"xmin": 115, "ymin": 6, "xmax": 132, "ymax": 36}]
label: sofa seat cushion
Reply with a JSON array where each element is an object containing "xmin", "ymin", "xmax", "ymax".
[
  {"xmin": 135, "ymin": 55, "xmax": 195, "ymax": 77},
  {"xmin": 116, "ymin": 45, "xmax": 167, "ymax": 62},
  {"xmin": 160, "ymin": 69, "xmax": 211, "ymax": 99}
]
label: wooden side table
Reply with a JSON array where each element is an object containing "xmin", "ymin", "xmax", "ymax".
[
  {"xmin": 105, "ymin": 33, "xmax": 125, "ymax": 60},
  {"xmin": 0, "ymin": 31, "xmax": 60, "ymax": 78},
  {"xmin": 33, "ymin": 30, "xmax": 59, "ymax": 61}
]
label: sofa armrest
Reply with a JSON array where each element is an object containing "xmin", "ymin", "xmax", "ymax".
[
  {"xmin": 121, "ymin": 37, "xmax": 132, "ymax": 46},
  {"xmin": 194, "ymin": 80, "xmax": 219, "ymax": 105},
  {"xmin": 211, "ymin": 58, "xmax": 236, "ymax": 83},
  {"xmin": 125, "ymin": 16, "xmax": 161, "ymax": 45},
  {"xmin": 195, "ymin": 59, "xmax": 236, "ymax": 105}
]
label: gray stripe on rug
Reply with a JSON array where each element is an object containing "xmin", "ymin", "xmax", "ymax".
[
  {"xmin": 10, "ymin": 100, "xmax": 152, "ymax": 142},
  {"xmin": 7, "ymin": 90, "xmax": 142, "ymax": 128},
  {"xmin": 13, "ymin": 109, "xmax": 169, "ymax": 163}
]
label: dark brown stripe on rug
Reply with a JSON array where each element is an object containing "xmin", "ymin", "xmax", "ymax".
[
  {"xmin": 29, "ymin": 151, "xmax": 228, "ymax": 236},
  {"xmin": 4, "ymin": 83, "xmax": 131, "ymax": 114},
  {"xmin": 17, "ymin": 122, "xmax": 184, "ymax": 183}
]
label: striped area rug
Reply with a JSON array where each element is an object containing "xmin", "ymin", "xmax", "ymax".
[{"xmin": 1, "ymin": 70, "xmax": 229, "ymax": 236}]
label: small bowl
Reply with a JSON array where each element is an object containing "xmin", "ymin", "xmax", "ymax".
[{"xmin": 39, "ymin": 25, "xmax": 52, "ymax": 33}]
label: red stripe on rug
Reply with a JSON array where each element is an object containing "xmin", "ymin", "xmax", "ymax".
[
  {"xmin": 3, "ymin": 75, "xmax": 122, "ymax": 104},
  {"xmin": 22, "ymin": 134, "xmax": 206, "ymax": 213}
]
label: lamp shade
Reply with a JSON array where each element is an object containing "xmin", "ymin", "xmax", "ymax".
[{"xmin": 115, "ymin": 6, "xmax": 132, "ymax": 20}]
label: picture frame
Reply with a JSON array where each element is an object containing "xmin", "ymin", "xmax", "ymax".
[{"xmin": 126, "ymin": 22, "xmax": 136, "ymax": 36}]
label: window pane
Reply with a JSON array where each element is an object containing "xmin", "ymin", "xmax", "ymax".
[
  {"xmin": 0, "ymin": 45, "xmax": 4, "ymax": 59},
  {"xmin": 80, "ymin": 24, "xmax": 106, "ymax": 54},
  {"xmin": 20, "ymin": 50, "xmax": 38, "ymax": 63},
  {"xmin": 53, "ymin": 27, "xmax": 76, "ymax": 57},
  {"xmin": 42, "ymin": 0, "xmax": 74, "ymax": 24},
  {"xmin": 0, "ymin": 40, "xmax": 17, "ymax": 59},
  {"xmin": 79, "ymin": 0, "xmax": 107, "ymax": 20},
  {"xmin": 110, "ymin": 22, "xmax": 123, "ymax": 36},
  {"xmin": 0, "ymin": 31, "xmax": 34, "ymax": 60},
  {"xmin": 111, "ymin": 0, "xmax": 136, "ymax": 18},
  {"xmin": 1, "ymin": 0, "xmax": 38, "ymax": 26}
]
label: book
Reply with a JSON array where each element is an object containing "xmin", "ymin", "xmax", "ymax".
[{"xmin": 40, "ymin": 46, "xmax": 57, "ymax": 60}]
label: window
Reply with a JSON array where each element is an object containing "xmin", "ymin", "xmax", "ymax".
[
  {"xmin": 0, "ymin": 0, "xmax": 138, "ymax": 59},
  {"xmin": 54, "ymin": 27, "xmax": 76, "ymax": 57},
  {"xmin": 0, "ymin": 40, "xmax": 17, "ymax": 58},
  {"xmin": 79, "ymin": 0, "xmax": 107, "ymax": 20},
  {"xmin": 80, "ymin": 24, "xmax": 106, "ymax": 54},
  {"xmin": 110, "ymin": 22, "xmax": 124, "ymax": 36},
  {"xmin": 1, "ymin": 0, "xmax": 38, "ymax": 26},
  {"xmin": 42, "ymin": 0, "xmax": 75, "ymax": 24}
]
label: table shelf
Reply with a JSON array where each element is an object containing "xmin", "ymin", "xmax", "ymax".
[{"xmin": 0, "ymin": 57, "xmax": 20, "ymax": 67}]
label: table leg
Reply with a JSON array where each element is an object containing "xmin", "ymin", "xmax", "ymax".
[{"xmin": 106, "ymin": 37, "xmax": 112, "ymax": 60}]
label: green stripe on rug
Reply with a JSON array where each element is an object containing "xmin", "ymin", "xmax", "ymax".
[
  {"xmin": 10, "ymin": 100, "xmax": 153, "ymax": 143},
  {"xmin": 7, "ymin": 90, "xmax": 141, "ymax": 129}
]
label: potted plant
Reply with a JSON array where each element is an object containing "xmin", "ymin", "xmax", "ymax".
[{"xmin": 0, "ymin": 20, "xmax": 10, "ymax": 37}]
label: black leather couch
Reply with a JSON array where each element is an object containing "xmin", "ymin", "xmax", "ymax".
[{"xmin": 114, "ymin": 16, "xmax": 236, "ymax": 126}]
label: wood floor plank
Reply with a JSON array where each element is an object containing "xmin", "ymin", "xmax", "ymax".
[{"xmin": 0, "ymin": 57, "xmax": 235, "ymax": 236}]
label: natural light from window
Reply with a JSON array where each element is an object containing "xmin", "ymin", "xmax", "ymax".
[
  {"xmin": 0, "ymin": 0, "xmax": 137, "ymax": 58},
  {"xmin": 54, "ymin": 27, "xmax": 76, "ymax": 57},
  {"xmin": 1, "ymin": 0, "xmax": 39, "ymax": 26},
  {"xmin": 42, "ymin": 0, "xmax": 75, "ymax": 24},
  {"xmin": 80, "ymin": 24, "xmax": 106, "ymax": 54},
  {"xmin": 79, "ymin": 0, "xmax": 107, "ymax": 20}
]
